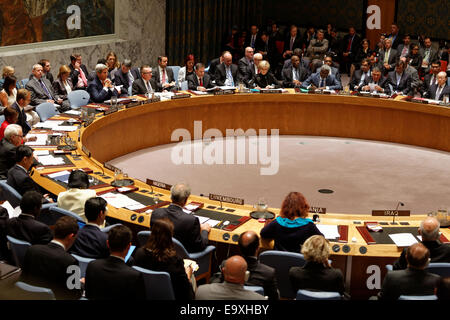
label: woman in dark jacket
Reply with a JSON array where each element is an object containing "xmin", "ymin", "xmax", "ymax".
[
  {"xmin": 134, "ymin": 218, "xmax": 195, "ymax": 300},
  {"xmin": 53, "ymin": 65, "xmax": 74, "ymax": 102},
  {"xmin": 252, "ymin": 60, "xmax": 281, "ymax": 89}
]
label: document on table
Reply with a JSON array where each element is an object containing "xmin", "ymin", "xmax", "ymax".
[
  {"xmin": 389, "ymin": 233, "xmax": 418, "ymax": 247},
  {"xmin": 53, "ymin": 126, "xmax": 78, "ymax": 132},
  {"xmin": 47, "ymin": 170, "xmax": 72, "ymax": 183},
  {"xmin": 205, "ymin": 219, "xmax": 220, "ymax": 227},
  {"xmin": 64, "ymin": 110, "xmax": 81, "ymax": 116},
  {"xmin": 34, "ymin": 120, "xmax": 65, "ymax": 129},
  {"xmin": 316, "ymin": 224, "xmax": 341, "ymax": 239},
  {"xmin": 100, "ymin": 192, "xmax": 142, "ymax": 209},
  {"xmin": 194, "ymin": 215, "xmax": 210, "ymax": 224},
  {"xmin": 25, "ymin": 134, "xmax": 48, "ymax": 146},
  {"xmin": 34, "ymin": 150, "xmax": 50, "ymax": 156},
  {"xmin": 36, "ymin": 155, "xmax": 66, "ymax": 166}
]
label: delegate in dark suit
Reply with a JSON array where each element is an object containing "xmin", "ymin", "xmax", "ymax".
[
  {"xmin": 208, "ymin": 57, "xmax": 221, "ymax": 81},
  {"xmin": 0, "ymin": 138, "xmax": 17, "ymax": 179},
  {"xmin": 113, "ymin": 68, "xmax": 141, "ymax": 96},
  {"xmin": 377, "ymin": 268, "xmax": 440, "ymax": 300},
  {"xmin": 361, "ymin": 76, "xmax": 391, "ymax": 95},
  {"xmin": 238, "ymin": 57, "xmax": 255, "ymax": 86},
  {"xmin": 377, "ymin": 49, "xmax": 398, "ymax": 74},
  {"xmin": 349, "ymin": 69, "xmax": 371, "ymax": 91},
  {"xmin": 7, "ymin": 214, "xmax": 53, "ymax": 245},
  {"xmin": 427, "ymin": 83, "xmax": 450, "ymax": 101},
  {"xmin": 214, "ymin": 63, "xmax": 239, "ymax": 87},
  {"xmin": 151, "ymin": 204, "xmax": 209, "ymax": 253},
  {"xmin": 21, "ymin": 242, "xmax": 82, "ymax": 299},
  {"xmin": 85, "ymin": 256, "xmax": 146, "ymax": 300},
  {"xmin": 152, "ymin": 67, "xmax": 175, "ymax": 86},
  {"xmin": 7, "ymin": 164, "xmax": 41, "ymax": 196},
  {"xmin": 387, "ymin": 71, "xmax": 412, "ymax": 95},
  {"xmin": 301, "ymin": 73, "xmax": 342, "ymax": 90},
  {"xmin": 87, "ymin": 76, "xmax": 119, "ymax": 103},
  {"xmin": 25, "ymin": 77, "xmax": 57, "ymax": 106},
  {"xmin": 187, "ymin": 73, "xmax": 214, "ymax": 90},
  {"xmin": 244, "ymin": 256, "xmax": 279, "ymax": 300},
  {"xmin": 69, "ymin": 224, "xmax": 109, "ymax": 259},
  {"xmin": 393, "ymin": 240, "xmax": 450, "ymax": 270},
  {"xmin": 289, "ymin": 261, "xmax": 345, "ymax": 295},
  {"xmin": 11, "ymin": 102, "xmax": 31, "ymax": 136},
  {"xmin": 253, "ymin": 72, "xmax": 281, "ymax": 89},
  {"xmin": 422, "ymin": 73, "xmax": 439, "ymax": 96},
  {"xmin": 282, "ymin": 65, "xmax": 309, "ymax": 88},
  {"xmin": 131, "ymin": 78, "xmax": 162, "ymax": 95},
  {"xmin": 52, "ymin": 78, "xmax": 74, "ymax": 101}
]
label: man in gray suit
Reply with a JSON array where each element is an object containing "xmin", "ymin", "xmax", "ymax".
[
  {"xmin": 378, "ymin": 38, "xmax": 398, "ymax": 75},
  {"xmin": 25, "ymin": 64, "xmax": 70, "ymax": 112},
  {"xmin": 196, "ymin": 255, "xmax": 266, "ymax": 300},
  {"xmin": 419, "ymin": 37, "xmax": 439, "ymax": 75}
]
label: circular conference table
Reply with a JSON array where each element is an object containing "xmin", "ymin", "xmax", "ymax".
[{"xmin": 32, "ymin": 91, "xmax": 450, "ymax": 299}]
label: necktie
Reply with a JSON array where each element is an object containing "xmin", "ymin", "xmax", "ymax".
[
  {"xmin": 146, "ymin": 81, "xmax": 153, "ymax": 93},
  {"xmin": 162, "ymin": 69, "xmax": 166, "ymax": 84},
  {"xmin": 226, "ymin": 67, "xmax": 234, "ymax": 86},
  {"xmin": 293, "ymin": 68, "xmax": 299, "ymax": 81},
  {"xmin": 401, "ymin": 46, "xmax": 408, "ymax": 57},
  {"xmin": 290, "ymin": 37, "xmax": 294, "ymax": 51},
  {"xmin": 128, "ymin": 72, "xmax": 134, "ymax": 85},
  {"xmin": 79, "ymin": 67, "xmax": 87, "ymax": 87},
  {"xmin": 347, "ymin": 36, "xmax": 353, "ymax": 52},
  {"xmin": 436, "ymin": 86, "xmax": 443, "ymax": 99},
  {"xmin": 251, "ymin": 35, "xmax": 255, "ymax": 48},
  {"xmin": 430, "ymin": 75, "xmax": 436, "ymax": 86},
  {"xmin": 39, "ymin": 79, "xmax": 53, "ymax": 99},
  {"xmin": 199, "ymin": 77, "xmax": 203, "ymax": 86},
  {"xmin": 384, "ymin": 50, "xmax": 390, "ymax": 64},
  {"xmin": 320, "ymin": 78, "xmax": 325, "ymax": 87}
]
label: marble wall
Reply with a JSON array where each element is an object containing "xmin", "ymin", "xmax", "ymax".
[{"xmin": 0, "ymin": 0, "xmax": 165, "ymax": 81}]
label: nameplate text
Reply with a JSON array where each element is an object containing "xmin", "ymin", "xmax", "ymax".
[
  {"xmin": 146, "ymin": 179, "xmax": 172, "ymax": 191},
  {"xmin": 209, "ymin": 193, "xmax": 244, "ymax": 205}
]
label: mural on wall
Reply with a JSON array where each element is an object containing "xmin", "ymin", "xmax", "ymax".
[{"xmin": 0, "ymin": 0, "xmax": 114, "ymax": 47}]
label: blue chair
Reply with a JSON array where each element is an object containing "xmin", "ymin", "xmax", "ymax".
[
  {"xmin": 6, "ymin": 235, "xmax": 31, "ymax": 267},
  {"xmin": 20, "ymin": 79, "xmax": 29, "ymax": 89},
  {"xmin": 67, "ymin": 90, "xmax": 90, "ymax": 109},
  {"xmin": 132, "ymin": 266, "xmax": 175, "ymax": 300},
  {"xmin": 259, "ymin": 250, "xmax": 306, "ymax": 299},
  {"xmin": 385, "ymin": 264, "xmax": 393, "ymax": 271},
  {"xmin": 180, "ymin": 81, "xmax": 188, "ymax": 91},
  {"xmin": 35, "ymin": 102, "xmax": 59, "ymax": 121},
  {"xmin": 398, "ymin": 295, "xmax": 437, "ymax": 300},
  {"xmin": 296, "ymin": 289, "xmax": 342, "ymax": 300},
  {"xmin": 426, "ymin": 262, "xmax": 450, "ymax": 277},
  {"xmin": 168, "ymin": 66, "xmax": 181, "ymax": 87},
  {"xmin": 0, "ymin": 180, "xmax": 57, "ymax": 210},
  {"xmin": 100, "ymin": 223, "xmax": 122, "ymax": 233},
  {"xmin": 14, "ymin": 281, "xmax": 55, "ymax": 300},
  {"xmin": 244, "ymin": 285, "xmax": 264, "ymax": 296},
  {"xmin": 137, "ymin": 230, "xmax": 216, "ymax": 282},
  {"xmin": 49, "ymin": 206, "xmax": 85, "ymax": 223},
  {"xmin": 71, "ymin": 253, "xmax": 94, "ymax": 278}
]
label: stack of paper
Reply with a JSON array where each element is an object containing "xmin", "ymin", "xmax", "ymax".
[
  {"xmin": 64, "ymin": 110, "xmax": 81, "ymax": 116},
  {"xmin": 34, "ymin": 120, "xmax": 65, "ymax": 129},
  {"xmin": 100, "ymin": 192, "xmax": 143, "ymax": 210},
  {"xmin": 388, "ymin": 233, "xmax": 419, "ymax": 247},
  {"xmin": 25, "ymin": 134, "xmax": 48, "ymax": 146},
  {"xmin": 37, "ymin": 155, "xmax": 66, "ymax": 166},
  {"xmin": 47, "ymin": 170, "xmax": 72, "ymax": 183},
  {"xmin": 52, "ymin": 126, "xmax": 78, "ymax": 132},
  {"xmin": 316, "ymin": 224, "xmax": 341, "ymax": 239}
]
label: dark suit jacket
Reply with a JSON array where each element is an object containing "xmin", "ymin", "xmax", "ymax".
[
  {"xmin": 282, "ymin": 66, "xmax": 309, "ymax": 88},
  {"xmin": 283, "ymin": 36, "xmax": 303, "ymax": 53},
  {"xmin": 246, "ymin": 256, "xmax": 279, "ymax": 300},
  {"xmin": 187, "ymin": 73, "xmax": 214, "ymax": 90},
  {"xmin": 87, "ymin": 76, "xmax": 119, "ymax": 103},
  {"xmin": 69, "ymin": 224, "xmax": 109, "ymax": 259},
  {"xmin": 10, "ymin": 102, "xmax": 31, "ymax": 136},
  {"xmin": 388, "ymin": 71, "xmax": 412, "ymax": 95},
  {"xmin": 378, "ymin": 268, "xmax": 440, "ymax": 300},
  {"xmin": 349, "ymin": 69, "xmax": 371, "ymax": 90},
  {"xmin": 131, "ymin": 78, "xmax": 162, "ymax": 95},
  {"xmin": 7, "ymin": 164, "xmax": 41, "ymax": 196},
  {"xmin": 25, "ymin": 77, "xmax": 57, "ymax": 106},
  {"xmin": 393, "ymin": 240, "xmax": 450, "ymax": 270},
  {"xmin": 85, "ymin": 256, "xmax": 145, "ymax": 300},
  {"xmin": 0, "ymin": 138, "xmax": 17, "ymax": 179},
  {"xmin": 302, "ymin": 73, "xmax": 342, "ymax": 90},
  {"xmin": 7, "ymin": 214, "xmax": 53, "ymax": 245},
  {"xmin": 419, "ymin": 47, "xmax": 439, "ymax": 64},
  {"xmin": 341, "ymin": 34, "xmax": 361, "ymax": 61},
  {"xmin": 245, "ymin": 33, "xmax": 262, "ymax": 49},
  {"xmin": 113, "ymin": 68, "xmax": 141, "ymax": 95},
  {"xmin": 361, "ymin": 76, "xmax": 391, "ymax": 95},
  {"xmin": 21, "ymin": 242, "xmax": 81, "ymax": 299},
  {"xmin": 52, "ymin": 78, "xmax": 74, "ymax": 101},
  {"xmin": 378, "ymin": 49, "xmax": 398, "ymax": 72},
  {"xmin": 387, "ymin": 34, "xmax": 403, "ymax": 50},
  {"xmin": 238, "ymin": 57, "xmax": 255, "ymax": 86},
  {"xmin": 214, "ymin": 63, "xmax": 239, "ymax": 87},
  {"xmin": 427, "ymin": 83, "xmax": 450, "ymax": 101},
  {"xmin": 422, "ymin": 73, "xmax": 439, "ymax": 96},
  {"xmin": 151, "ymin": 204, "xmax": 209, "ymax": 253},
  {"xmin": 208, "ymin": 57, "xmax": 221, "ymax": 81},
  {"xmin": 289, "ymin": 261, "xmax": 345, "ymax": 295},
  {"xmin": 152, "ymin": 67, "xmax": 175, "ymax": 86},
  {"xmin": 69, "ymin": 64, "xmax": 90, "ymax": 89},
  {"xmin": 253, "ymin": 72, "xmax": 281, "ymax": 89}
]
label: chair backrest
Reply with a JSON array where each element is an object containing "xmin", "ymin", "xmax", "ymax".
[
  {"xmin": 67, "ymin": 90, "xmax": 90, "ymax": 110},
  {"xmin": 14, "ymin": 281, "xmax": 55, "ymax": 300},
  {"xmin": 426, "ymin": 262, "xmax": 450, "ymax": 277},
  {"xmin": 20, "ymin": 79, "xmax": 29, "ymax": 89},
  {"xmin": 168, "ymin": 66, "xmax": 181, "ymax": 87},
  {"xmin": 0, "ymin": 180, "xmax": 22, "ymax": 208},
  {"xmin": 180, "ymin": 81, "xmax": 188, "ymax": 91},
  {"xmin": 71, "ymin": 253, "xmax": 94, "ymax": 278},
  {"xmin": 172, "ymin": 237, "xmax": 190, "ymax": 259},
  {"xmin": 100, "ymin": 223, "xmax": 122, "ymax": 233},
  {"xmin": 132, "ymin": 266, "xmax": 175, "ymax": 300},
  {"xmin": 244, "ymin": 285, "xmax": 264, "ymax": 296},
  {"xmin": 35, "ymin": 102, "xmax": 59, "ymax": 121},
  {"xmin": 398, "ymin": 294, "xmax": 437, "ymax": 300},
  {"xmin": 49, "ymin": 206, "xmax": 85, "ymax": 223},
  {"xmin": 296, "ymin": 289, "xmax": 342, "ymax": 300},
  {"xmin": 6, "ymin": 235, "xmax": 31, "ymax": 268},
  {"xmin": 259, "ymin": 250, "xmax": 306, "ymax": 299},
  {"xmin": 137, "ymin": 230, "xmax": 150, "ymax": 247}
]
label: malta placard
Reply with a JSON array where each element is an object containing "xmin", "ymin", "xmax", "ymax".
[{"xmin": 209, "ymin": 193, "xmax": 244, "ymax": 205}]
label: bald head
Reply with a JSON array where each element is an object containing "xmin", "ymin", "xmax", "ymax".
[
  {"xmin": 238, "ymin": 231, "xmax": 259, "ymax": 257},
  {"xmin": 420, "ymin": 217, "xmax": 440, "ymax": 241},
  {"xmin": 406, "ymin": 243, "xmax": 430, "ymax": 269},
  {"xmin": 223, "ymin": 53, "xmax": 233, "ymax": 67},
  {"xmin": 223, "ymin": 255, "xmax": 248, "ymax": 284}
]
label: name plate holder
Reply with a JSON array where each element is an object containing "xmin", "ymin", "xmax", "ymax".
[
  {"xmin": 142, "ymin": 96, "xmax": 161, "ymax": 104},
  {"xmin": 214, "ymin": 89, "xmax": 235, "ymax": 96},
  {"xmin": 372, "ymin": 209, "xmax": 411, "ymax": 225},
  {"xmin": 309, "ymin": 207, "xmax": 326, "ymax": 214},
  {"xmin": 125, "ymin": 101, "xmax": 141, "ymax": 109},
  {"xmin": 209, "ymin": 193, "xmax": 244, "ymax": 210},
  {"xmin": 104, "ymin": 105, "xmax": 119, "ymax": 115},
  {"xmin": 83, "ymin": 118, "xmax": 94, "ymax": 127},
  {"xmin": 259, "ymin": 89, "xmax": 282, "ymax": 94},
  {"xmin": 146, "ymin": 178, "xmax": 172, "ymax": 195},
  {"xmin": 171, "ymin": 93, "xmax": 191, "ymax": 100},
  {"xmin": 81, "ymin": 145, "xmax": 91, "ymax": 157},
  {"xmin": 104, "ymin": 162, "xmax": 119, "ymax": 173}
]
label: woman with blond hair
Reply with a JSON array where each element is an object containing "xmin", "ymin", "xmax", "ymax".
[
  {"xmin": 260, "ymin": 192, "xmax": 322, "ymax": 252},
  {"xmin": 289, "ymin": 235, "xmax": 344, "ymax": 295},
  {"xmin": 52, "ymin": 65, "xmax": 74, "ymax": 105}
]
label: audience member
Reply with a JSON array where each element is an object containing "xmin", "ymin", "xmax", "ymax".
[
  {"xmin": 378, "ymin": 38, "xmax": 398, "ymax": 75},
  {"xmin": 408, "ymin": 43, "xmax": 423, "ymax": 71},
  {"xmin": 6, "ymin": 191, "xmax": 52, "ymax": 245},
  {"xmin": 87, "ymin": 64, "xmax": 119, "ymax": 103},
  {"xmin": 21, "ymin": 216, "xmax": 81, "ymax": 299},
  {"xmin": 132, "ymin": 65, "xmax": 162, "ymax": 95},
  {"xmin": 352, "ymin": 38, "xmax": 373, "ymax": 74},
  {"xmin": 178, "ymin": 54, "xmax": 196, "ymax": 84},
  {"xmin": 421, "ymin": 60, "xmax": 440, "ymax": 96},
  {"xmin": 0, "ymin": 75, "xmax": 18, "ymax": 107},
  {"xmin": 260, "ymin": 192, "xmax": 323, "ymax": 252},
  {"xmin": 397, "ymin": 35, "xmax": 412, "ymax": 58},
  {"xmin": 419, "ymin": 37, "xmax": 438, "ymax": 75},
  {"xmin": 187, "ymin": 63, "xmax": 214, "ymax": 91},
  {"xmin": 150, "ymin": 183, "xmax": 211, "ymax": 253},
  {"xmin": 283, "ymin": 25, "xmax": 302, "ymax": 60},
  {"xmin": 377, "ymin": 243, "xmax": 440, "ymax": 300},
  {"xmin": 38, "ymin": 59, "xmax": 54, "ymax": 84},
  {"xmin": 11, "ymin": 89, "xmax": 38, "ymax": 135},
  {"xmin": 305, "ymin": 29, "xmax": 329, "ymax": 72},
  {"xmin": 153, "ymin": 56, "xmax": 176, "ymax": 91},
  {"xmin": 322, "ymin": 54, "xmax": 342, "ymax": 83},
  {"xmin": 85, "ymin": 225, "xmax": 146, "ymax": 300},
  {"xmin": 57, "ymin": 170, "xmax": 97, "ymax": 219},
  {"xmin": 52, "ymin": 65, "xmax": 74, "ymax": 107},
  {"xmin": 289, "ymin": 235, "xmax": 345, "ymax": 295},
  {"xmin": 214, "ymin": 52, "xmax": 239, "ymax": 87},
  {"xmin": 134, "ymin": 218, "xmax": 195, "ymax": 300},
  {"xmin": 196, "ymin": 255, "xmax": 266, "ymax": 300},
  {"xmin": 0, "ymin": 66, "xmax": 20, "ymax": 91},
  {"xmin": 435, "ymin": 277, "xmax": 450, "ymax": 300},
  {"xmin": 341, "ymin": 26, "xmax": 361, "ymax": 76},
  {"xmin": 387, "ymin": 23, "xmax": 402, "ymax": 50},
  {"xmin": 70, "ymin": 197, "xmax": 109, "ymax": 259},
  {"xmin": 69, "ymin": 53, "xmax": 90, "ymax": 90}
]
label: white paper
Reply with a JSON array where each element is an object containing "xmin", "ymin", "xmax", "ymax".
[
  {"xmin": 34, "ymin": 121, "xmax": 64, "ymax": 129},
  {"xmin": 195, "ymin": 215, "xmax": 210, "ymax": 224},
  {"xmin": 34, "ymin": 150, "xmax": 50, "ymax": 156},
  {"xmin": 64, "ymin": 110, "xmax": 81, "ymax": 115},
  {"xmin": 316, "ymin": 224, "xmax": 341, "ymax": 239},
  {"xmin": 37, "ymin": 155, "xmax": 65, "ymax": 166},
  {"xmin": 185, "ymin": 204, "xmax": 200, "ymax": 211},
  {"xmin": 47, "ymin": 170, "xmax": 71, "ymax": 179},
  {"xmin": 218, "ymin": 86, "xmax": 236, "ymax": 90},
  {"xmin": 389, "ymin": 233, "xmax": 419, "ymax": 247},
  {"xmin": 192, "ymin": 90, "xmax": 208, "ymax": 95},
  {"xmin": 53, "ymin": 126, "xmax": 78, "ymax": 132},
  {"xmin": 25, "ymin": 133, "xmax": 48, "ymax": 146},
  {"xmin": 182, "ymin": 208, "xmax": 192, "ymax": 214},
  {"xmin": 1, "ymin": 201, "xmax": 20, "ymax": 218},
  {"xmin": 100, "ymin": 192, "xmax": 142, "ymax": 209},
  {"xmin": 125, "ymin": 203, "xmax": 146, "ymax": 211},
  {"xmin": 205, "ymin": 219, "xmax": 220, "ymax": 227}
]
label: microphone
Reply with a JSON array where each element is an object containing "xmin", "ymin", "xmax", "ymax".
[{"xmin": 393, "ymin": 201, "xmax": 404, "ymax": 224}]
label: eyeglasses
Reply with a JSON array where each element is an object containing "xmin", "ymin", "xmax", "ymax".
[
  {"xmin": 14, "ymin": 134, "xmax": 23, "ymax": 138},
  {"xmin": 143, "ymin": 72, "xmax": 152, "ymax": 74}
]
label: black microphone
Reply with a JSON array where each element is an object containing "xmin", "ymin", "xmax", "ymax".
[{"xmin": 393, "ymin": 201, "xmax": 404, "ymax": 224}]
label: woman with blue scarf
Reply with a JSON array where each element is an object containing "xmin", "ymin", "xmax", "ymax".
[{"xmin": 260, "ymin": 192, "xmax": 323, "ymax": 252}]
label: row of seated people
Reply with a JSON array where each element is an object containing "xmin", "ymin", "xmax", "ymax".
[{"xmin": 1, "ymin": 174, "xmax": 450, "ymax": 300}]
